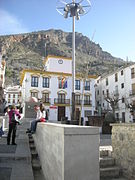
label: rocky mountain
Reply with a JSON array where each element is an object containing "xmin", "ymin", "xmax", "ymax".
[{"xmin": 0, "ymin": 29, "xmax": 131, "ymax": 85}]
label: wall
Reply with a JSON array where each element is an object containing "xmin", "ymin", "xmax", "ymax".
[
  {"xmin": 34, "ymin": 123, "xmax": 100, "ymax": 180},
  {"xmin": 111, "ymin": 123, "xmax": 135, "ymax": 179}
]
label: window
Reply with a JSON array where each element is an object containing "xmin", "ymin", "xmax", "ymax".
[
  {"xmin": 115, "ymin": 73, "xmax": 118, "ymax": 82},
  {"xmin": 8, "ymin": 99, "xmax": 10, "ymax": 103},
  {"xmin": 106, "ymin": 78, "xmax": 108, "ymax": 86},
  {"xmin": 116, "ymin": 113, "xmax": 119, "ymax": 120},
  {"xmin": 122, "ymin": 97, "xmax": 125, "ymax": 103},
  {"xmin": 58, "ymin": 93, "xmax": 65, "ymax": 103},
  {"xmin": 122, "ymin": 112, "xmax": 125, "ymax": 122},
  {"xmin": 13, "ymin": 99, "xmax": 15, "ymax": 104},
  {"xmin": 42, "ymin": 77, "xmax": 49, "ymax": 88},
  {"xmin": 75, "ymin": 80, "xmax": 80, "ymax": 90},
  {"xmin": 31, "ymin": 92, "xmax": 38, "ymax": 98},
  {"xmin": 121, "ymin": 83, "xmax": 124, "ymax": 89},
  {"xmin": 106, "ymin": 89, "xmax": 109, "ymax": 97},
  {"xmin": 103, "ymin": 90, "xmax": 104, "ymax": 95},
  {"xmin": 75, "ymin": 95, "xmax": 81, "ymax": 105},
  {"xmin": 31, "ymin": 76, "xmax": 38, "ymax": 87},
  {"xmin": 13, "ymin": 94, "xmax": 15, "ymax": 98},
  {"xmin": 121, "ymin": 70, "xmax": 123, "ymax": 75},
  {"xmin": 85, "ymin": 81, "xmax": 90, "ymax": 91},
  {"xmin": 131, "ymin": 68, "xmax": 135, "ymax": 79},
  {"xmin": 97, "ymin": 90, "xmax": 99, "ymax": 95},
  {"xmin": 42, "ymin": 93, "xmax": 49, "ymax": 103},
  {"xmin": 84, "ymin": 95, "xmax": 91, "ymax": 105}
]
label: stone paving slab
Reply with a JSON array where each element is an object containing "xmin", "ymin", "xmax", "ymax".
[{"xmin": 0, "ymin": 118, "xmax": 34, "ymax": 180}]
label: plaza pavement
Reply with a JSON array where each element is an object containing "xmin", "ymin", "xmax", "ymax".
[{"xmin": 0, "ymin": 117, "xmax": 113, "ymax": 180}]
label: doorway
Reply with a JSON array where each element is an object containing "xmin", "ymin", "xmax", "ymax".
[{"xmin": 58, "ymin": 106, "xmax": 65, "ymax": 121}]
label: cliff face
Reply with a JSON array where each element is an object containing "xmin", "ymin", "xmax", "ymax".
[{"xmin": 0, "ymin": 29, "xmax": 129, "ymax": 85}]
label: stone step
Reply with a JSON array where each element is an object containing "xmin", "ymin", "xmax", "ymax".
[
  {"xmin": 29, "ymin": 139, "xmax": 34, "ymax": 144},
  {"xmin": 31, "ymin": 149, "xmax": 38, "ymax": 159},
  {"xmin": 100, "ymin": 149, "xmax": 112, "ymax": 157},
  {"xmin": 32, "ymin": 159, "xmax": 41, "ymax": 170},
  {"xmin": 0, "ymin": 154, "xmax": 15, "ymax": 163},
  {"xmin": 100, "ymin": 157, "xmax": 115, "ymax": 168},
  {"xmin": 100, "ymin": 166, "xmax": 120, "ymax": 178},
  {"xmin": 29, "ymin": 144, "xmax": 36, "ymax": 150}
]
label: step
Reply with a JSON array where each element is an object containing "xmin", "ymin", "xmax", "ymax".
[
  {"xmin": 100, "ymin": 149, "xmax": 112, "ymax": 157},
  {"xmin": 100, "ymin": 166, "xmax": 120, "ymax": 178},
  {"xmin": 29, "ymin": 144, "xmax": 36, "ymax": 150},
  {"xmin": 32, "ymin": 159, "xmax": 41, "ymax": 170},
  {"xmin": 31, "ymin": 150, "xmax": 38, "ymax": 159},
  {"xmin": 100, "ymin": 157, "xmax": 115, "ymax": 168},
  {"xmin": 29, "ymin": 139, "xmax": 34, "ymax": 144}
]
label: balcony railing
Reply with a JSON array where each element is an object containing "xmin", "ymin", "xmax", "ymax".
[
  {"xmin": 84, "ymin": 100, "xmax": 92, "ymax": 105},
  {"xmin": 42, "ymin": 98, "xmax": 51, "ymax": 104},
  {"xmin": 129, "ymin": 90, "xmax": 135, "ymax": 96},
  {"xmin": 54, "ymin": 98, "xmax": 70, "ymax": 104},
  {"xmin": 75, "ymin": 100, "xmax": 82, "ymax": 105}
]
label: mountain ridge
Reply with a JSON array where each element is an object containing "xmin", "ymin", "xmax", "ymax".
[{"xmin": 0, "ymin": 29, "xmax": 131, "ymax": 86}]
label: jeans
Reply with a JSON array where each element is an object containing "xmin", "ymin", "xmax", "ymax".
[
  {"xmin": 30, "ymin": 119, "xmax": 40, "ymax": 132},
  {"xmin": 7, "ymin": 123, "xmax": 17, "ymax": 144}
]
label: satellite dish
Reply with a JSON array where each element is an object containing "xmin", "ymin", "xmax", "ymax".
[{"xmin": 56, "ymin": 0, "xmax": 91, "ymax": 19}]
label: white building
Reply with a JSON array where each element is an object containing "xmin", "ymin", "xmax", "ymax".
[
  {"xmin": 20, "ymin": 55, "xmax": 97, "ymax": 121},
  {"xmin": 4, "ymin": 86, "xmax": 21, "ymax": 108},
  {"xmin": 95, "ymin": 64, "xmax": 135, "ymax": 122}
]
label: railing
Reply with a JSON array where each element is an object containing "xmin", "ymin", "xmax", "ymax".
[
  {"xmin": 42, "ymin": 98, "xmax": 51, "ymax": 104},
  {"xmin": 84, "ymin": 100, "xmax": 92, "ymax": 105},
  {"xmin": 54, "ymin": 98, "xmax": 70, "ymax": 104},
  {"xmin": 75, "ymin": 100, "xmax": 82, "ymax": 105}
]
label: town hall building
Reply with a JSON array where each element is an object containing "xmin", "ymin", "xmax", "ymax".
[{"xmin": 20, "ymin": 55, "xmax": 97, "ymax": 122}]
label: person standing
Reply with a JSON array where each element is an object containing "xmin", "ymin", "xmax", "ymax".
[{"xmin": 7, "ymin": 105, "xmax": 21, "ymax": 145}]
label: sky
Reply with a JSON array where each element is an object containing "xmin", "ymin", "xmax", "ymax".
[{"xmin": 0, "ymin": 0, "xmax": 135, "ymax": 61}]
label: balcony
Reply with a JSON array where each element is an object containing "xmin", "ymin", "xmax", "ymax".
[
  {"xmin": 75, "ymin": 100, "xmax": 82, "ymax": 105},
  {"xmin": 42, "ymin": 98, "xmax": 51, "ymax": 104},
  {"xmin": 84, "ymin": 100, "xmax": 92, "ymax": 106},
  {"xmin": 54, "ymin": 98, "xmax": 70, "ymax": 105},
  {"xmin": 129, "ymin": 90, "xmax": 135, "ymax": 96}
]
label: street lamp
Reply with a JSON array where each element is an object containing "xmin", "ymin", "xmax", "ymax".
[{"xmin": 56, "ymin": 0, "xmax": 91, "ymax": 121}]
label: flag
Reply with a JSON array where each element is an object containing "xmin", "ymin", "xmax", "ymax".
[
  {"xmin": 62, "ymin": 77, "xmax": 65, "ymax": 88},
  {"xmin": 64, "ymin": 80, "xmax": 67, "ymax": 88}
]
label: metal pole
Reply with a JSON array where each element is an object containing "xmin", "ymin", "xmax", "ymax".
[{"xmin": 71, "ymin": 14, "xmax": 76, "ymax": 121}]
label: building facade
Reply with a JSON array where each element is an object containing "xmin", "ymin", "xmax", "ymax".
[
  {"xmin": 21, "ymin": 55, "xmax": 97, "ymax": 121},
  {"xmin": 4, "ymin": 86, "xmax": 22, "ymax": 108},
  {"xmin": 95, "ymin": 64, "xmax": 135, "ymax": 122}
]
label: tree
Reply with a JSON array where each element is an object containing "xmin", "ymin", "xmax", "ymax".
[{"xmin": 104, "ymin": 93, "xmax": 121, "ymax": 121}]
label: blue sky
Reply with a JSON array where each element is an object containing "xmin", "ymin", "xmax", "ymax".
[{"xmin": 0, "ymin": 0, "xmax": 135, "ymax": 61}]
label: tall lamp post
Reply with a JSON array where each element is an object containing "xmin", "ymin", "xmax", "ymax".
[{"xmin": 56, "ymin": 0, "xmax": 91, "ymax": 121}]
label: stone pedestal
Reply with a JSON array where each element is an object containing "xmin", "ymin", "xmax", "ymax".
[{"xmin": 34, "ymin": 123, "xmax": 100, "ymax": 180}]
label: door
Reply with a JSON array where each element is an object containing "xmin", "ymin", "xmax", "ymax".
[
  {"xmin": 76, "ymin": 108, "xmax": 80, "ymax": 121},
  {"xmin": 58, "ymin": 106, "xmax": 65, "ymax": 121}
]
